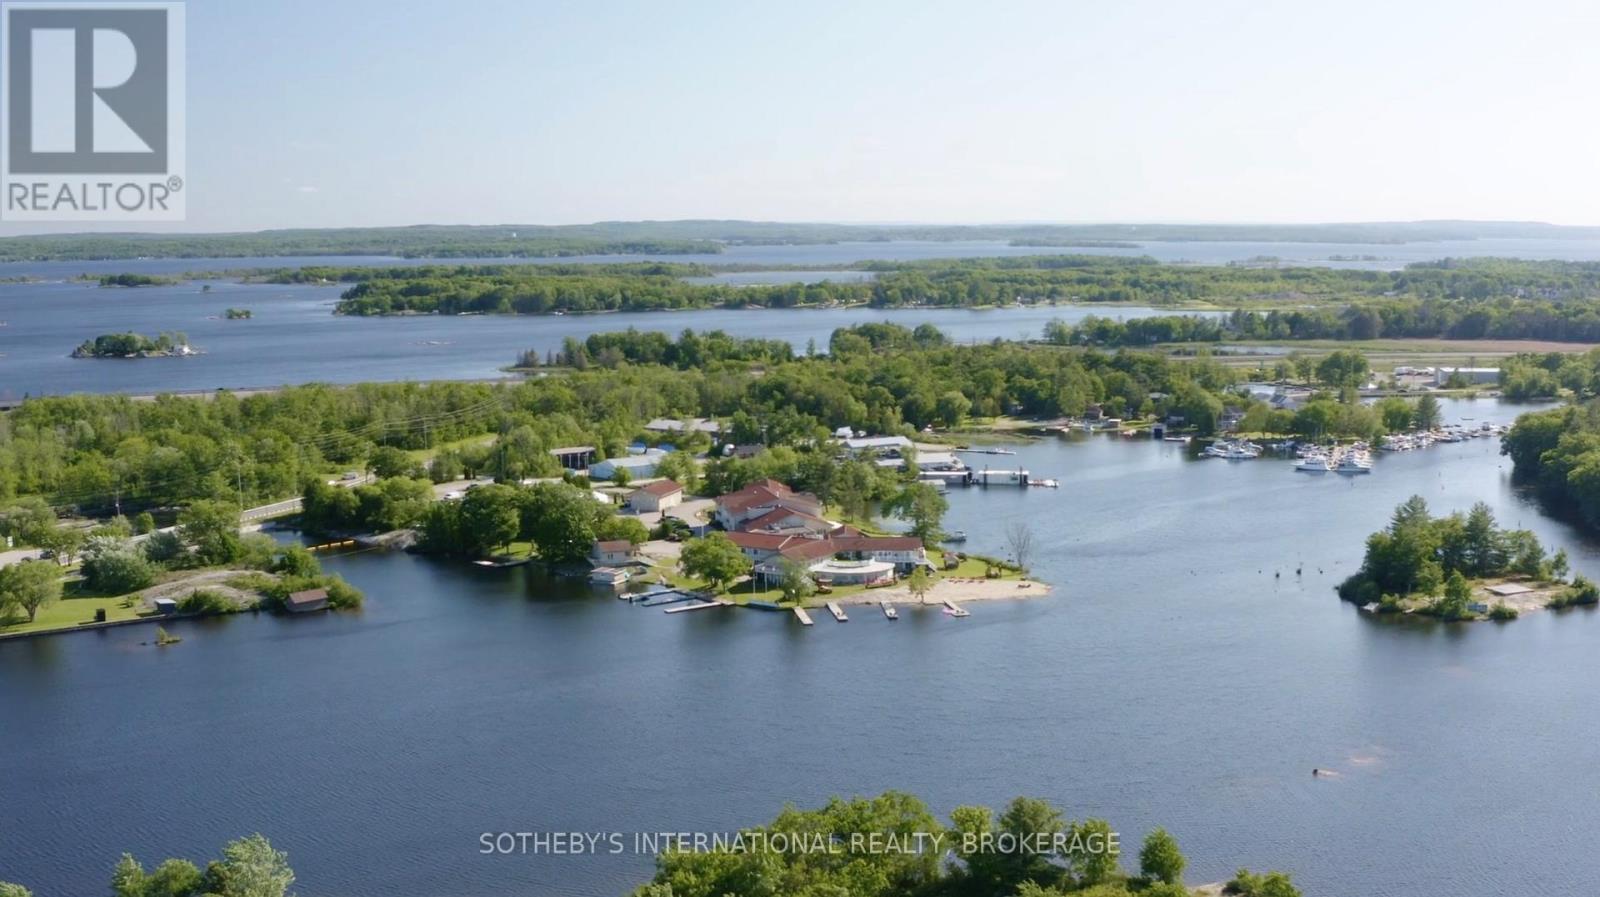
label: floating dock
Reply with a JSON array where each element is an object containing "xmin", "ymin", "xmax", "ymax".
[
  {"xmin": 307, "ymin": 540, "xmax": 356, "ymax": 552},
  {"xmin": 827, "ymin": 601, "xmax": 848, "ymax": 622},
  {"xmin": 665, "ymin": 600, "xmax": 730, "ymax": 614},
  {"xmin": 794, "ymin": 607, "xmax": 814, "ymax": 626},
  {"xmin": 882, "ymin": 602, "xmax": 899, "ymax": 620},
  {"xmin": 943, "ymin": 599, "xmax": 970, "ymax": 618},
  {"xmin": 640, "ymin": 592, "xmax": 701, "ymax": 607},
  {"xmin": 972, "ymin": 468, "xmax": 1030, "ymax": 487}
]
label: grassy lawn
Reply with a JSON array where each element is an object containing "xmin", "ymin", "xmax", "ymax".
[
  {"xmin": 496, "ymin": 540, "xmax": 539, "ymax": 560},
  {"xmin": 405, "ymin": 434, "xmax": 496, "ymax": 462},
  {"xmin": 0, "ymin": 593, "xmax": 154, "ymax": 636}
]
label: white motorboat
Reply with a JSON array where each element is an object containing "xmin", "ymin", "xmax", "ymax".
[
  {"xmin": 1205, "ymin": 440, "xmax": 1262, "ymax": 460},
  {"xmin": 1336, "ymin": 453, "xmax": 1373, "ymax": 474}
]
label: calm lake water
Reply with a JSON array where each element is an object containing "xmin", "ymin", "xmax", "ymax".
[
  {"xmin": 4, "ymin": 398, "xmax": 1598, "ymax": 897},
  {"xmin": 7, "ymin": 236, "xmax": 1600, "ymax": 280},
  {"xmin": 8, "ymin": 234, "xmax": 1600, "ymax": 397},
  {"xmin": 0, "ymin": 278, "xmax": 1203, "ymax": 398}
]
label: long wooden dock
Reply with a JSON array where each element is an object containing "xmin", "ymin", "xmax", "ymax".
[
  {"xmin": 793, "ymin": 607, "xmax": 814, "ymax": 626},
  {"xmin": 640, "ymin": 592, "xmax": 701, "ymax": 607},
  {"xmin": 827, "ymin": 601, "xmax": 848, "ymax": 622},
  {"xmin": 664, "ymin": 600, "xmax": 731, "ymax": 614},
  {"xmin": 943, "ymin": 599, "xmax": 970, "ymax": 618}
]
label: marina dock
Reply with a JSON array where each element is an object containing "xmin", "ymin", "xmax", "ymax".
[
  {"xmin": 827, "ymin": 601, "xmax": 848, "ymax": 622},
  {"xmin": 943, "ymin": 599, "xmax": 970, "ymax": 618},
  {"xmin": 640, "ymin": 592, "xmax": 701, "ymax": 607},
  {"xmin": 794, "ymin": 607, "xmax": 814, "ymax": 626},
  {"xmin": 664, "ymin": 600, "xmax": 731, "ymax": 614}
]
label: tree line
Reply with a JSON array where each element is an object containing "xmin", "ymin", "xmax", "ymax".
[
  {"xmin": 1501, "ymin": 401, "xmax": 1600, "ymax": 537},
  {"xmin": 630, "ymin": 789, "xmax": 1301, "ymax": 897},
  {"xmin": 321, "ymin": 255, "xmax": 1600, "ymax": 317},
  {"xmin": 0, "ymin": 326, "xmax": 1439, "ymax": 525},
  {"xmin": 1049, "ymin": 292, "xmax": 1600, "ymax": 347}
]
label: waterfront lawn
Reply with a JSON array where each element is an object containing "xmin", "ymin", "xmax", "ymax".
[{"xmin": 0, "ymin": 593, "xmax": 152, "ymax": 636}]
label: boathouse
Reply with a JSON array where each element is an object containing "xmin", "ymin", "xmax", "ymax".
[{"xmin": 284, "ymin": 588, "xmax": 329, "ymax": 614}]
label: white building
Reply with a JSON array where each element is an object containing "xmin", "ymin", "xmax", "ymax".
[
  {"xmin": 644, "ymin": 417, "xmax": 721, "ymax": 435},
  {"xmin": 842, "ymin": 435, "xmax": 913, "ymax": 457},
  {"xmin": 629, "ymin": 479, "xmax": 684, "ymax": 513},
  {"xmin": 589, "ymin": 450, "xmax": 666, "ymax": 481},
  {"xmin": 1434, "ymin": 367, "xmax": 1500, "ymax": 387}
]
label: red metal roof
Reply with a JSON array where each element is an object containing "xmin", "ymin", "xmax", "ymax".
[{"xmin": 637, "ymin": 479, "xmax": 683, "ymax": 497}]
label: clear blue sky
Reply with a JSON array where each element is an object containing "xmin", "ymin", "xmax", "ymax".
[{"xmin": 12, "ymin": 0, "xmax": 1600, "ymax": 233}]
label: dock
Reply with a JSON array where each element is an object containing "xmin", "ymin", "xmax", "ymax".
[
  {"xmin": 793, "ymin": 607, "xmax": 814, "ymax": 626},
  {"xmin": 664, "ymin": 600, "xmax": 730, "ymax": 614},
  {"xmin": 942, "ymin": 599, "xmax": 970, "ymax": 618},
  {"xmin": 640, "ymin": 592, "xmax": 700, "ymax": 607},
  {"xmin": 827, "ymin": 601, "xmax": 848, "ymax": 622},
  {"xmin": 307, "ymin": 539, "xmax": 356, "ymax": 552},
  {"xmin": 882, "ymin": 601, "xmax": 898, "ymax": 620}
]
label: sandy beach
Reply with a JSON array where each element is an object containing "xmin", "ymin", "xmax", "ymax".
[{"xmin": 836, "ymin": 576, "xmax": 1053, "ymax": 606}]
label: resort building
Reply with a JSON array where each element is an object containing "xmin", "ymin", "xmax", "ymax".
[
  {"xmin": 713, "ymin": 479, "xmax": 824, "ymax": 530},
  {"xmin": 741, "ymin": 532, "xmax": 929, "ymax": 586},
  {"xmin": 714, "ymin": 477, "xmax": 929, "ymax": 589},
  {"xmin": 726, "ymin": 530, "xmax": 927, "ymax": 571},
  {"xmin": 1434, "ymin": 367, "xmax": 1501, "ymax": 386},
  {"xmin": 629, "ymin": 479, "xmax": 684, "ymax": 513}
]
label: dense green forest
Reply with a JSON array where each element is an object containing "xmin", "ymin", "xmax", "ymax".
[
  {"xmin": 1502, "ymin": 399, "xmax": 1600, "ymax": 530},
  {"xmin": 1, "ymin": 325, "xmax": 1450, "ymax": 523},
  {"xmin": 5, "ymin": 219, "xmax": 1599, "ymax": 261},
  {"xmin": 321, "ymin": 257, "xmax": 1600, "ymax": 316},
  {"xmin": 1049, "ymin": 291, "xmax": 1600, "ymax": 346}
]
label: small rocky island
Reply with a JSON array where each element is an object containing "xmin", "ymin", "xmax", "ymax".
[
  {"xmin": 72, "ymin": 331, "xmax": 200, "ymax": 359},
  {"xmin": 1339, "ymin": 495, "xmax": 1594, "ymax": 620}
]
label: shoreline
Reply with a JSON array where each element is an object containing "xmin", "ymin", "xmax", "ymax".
[{"xmin": 832, "ymin": 576, "xmax": 1052, "ymax": 606}]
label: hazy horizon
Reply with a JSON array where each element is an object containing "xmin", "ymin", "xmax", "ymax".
[{"xmin": 4, "ymin": 0, "xmax": 1599, "ymax": 235}]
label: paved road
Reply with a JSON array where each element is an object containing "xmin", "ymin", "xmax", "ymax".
[
  {"xmin": 0, "ymin": 547, "xmax": 43, "ymax": 567},
  {"xmin": 239, "ymin": 473, "xmax": 376, "ymax": 522}
]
